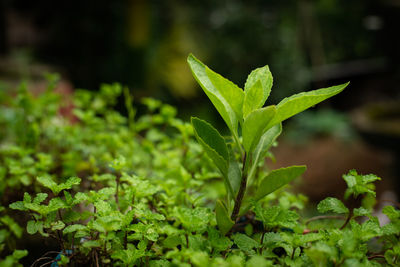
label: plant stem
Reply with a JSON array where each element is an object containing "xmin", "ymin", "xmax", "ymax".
[
  {"xmin": 340, "ymin": 210, "xmax": 352, "ymax": 230},
  {"xmin": 305, "ymin": 215, "xmax": 346, "ymax": 225},
  {"xmin": 231, "ymin": 153, "xmax": 247, "ymax": 221},
  {"xmin": 233, "ymin": 132, "xmax": 244, "ymax": 159},
  {"xmin": 368, "ymin": 255, "xmax": 385, "ymax": 260},
  {"xmin": 115, "ymin": 175, "xmax": 120, "ymax": 210}
]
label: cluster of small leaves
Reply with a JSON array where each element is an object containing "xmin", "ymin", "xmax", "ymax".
[{"xmin": 0, "ymin": 58, "xmax": 399, "ymax": 266}]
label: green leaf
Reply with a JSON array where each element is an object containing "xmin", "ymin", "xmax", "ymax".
[
  {"xmin": 0, "ymin": 216, "xmax": 23, "ymax": 238},
  {"xmin": 51, "ymin": 221, "xmax": 65, "ymax": 231},
  {"xmin": 37, "ymin": 176, "xmax": 58, "ymax": 193},
  {"xmin": 353, "ymin": 207, "xmax": 371, "ymax": 217},
  {"xmin": 243, "ymin": 81, "xmax": 264, "ymax": 118},
  {"xmin": 250, "ymin": 123, "xmax": 282, "ymax": 171},
  {"xmin": 268, "ymin": 82, "xmax": 349, "ymax": 127},
  {"xmin": 343, "ymin": 170, "xmax": 380, "ymax": 199},
  {"xmin": 63, "ymin": 224, "xmax": 87, "ymax": 234},
  {"xmin": 174, "ymin": 206, "xmax": 212, "ymax": 233},
  {"xmin": 187, "ymin": 54, "xmax": 240, "ymax": 135},
  {"xmin": 243, "ymin": 66, "xmax": 273, "ymax": 117},
  {"xmin": 255, "ymin": 166, "xmax": 306, "ymax": 201},
  {"xmin": 191, "ymin": 117, "xmax": 228, "ymax": 177},
  {"xmin": 317, "ymin": 197, "xmax": 349, "ymax": 214},
  {"xmin": 9, "ymin": 201, "xmax": 26, "ymax": 211},
  {"xmin": 23, "ymin": 192, "xmax": 31, "ymax": 203},
  {"xmin": 215, "ymin": 200, "xmax": 234, "ymax": 235},
  {"xmin": 233, "ymin": 233, "xmax": 260, "ymax": 252},
  {"xmin": 27, "ymin": 220, "xmax": 43, "ymax": 235},
  {"xmin": 37, "ymin": 176, "xmax": 81, "ymax": 195},
  {"xmin": 82, "ymin": 240, "xmax": 101, "ymax": 248},
  {"xmin": 383, "ymin": 206, "xmax": 400, "ymax": 220},
  {"xmin": 208, "ymin": 228, "xmax": 233, "ymax": 252},
  {"xmin": 33, "ymin": 193, "xmax": 48, "ymax": 204},
  {"xmin": 205, "ymin": 67, "xmax": 244, "ymax": 120},
  {"xmin": 254, "ymin": 204, "xmax": 299, "ymax": 229},
  {"xmin": 242, "ymin": 106, "xmax": 276, "ymax": 153}
]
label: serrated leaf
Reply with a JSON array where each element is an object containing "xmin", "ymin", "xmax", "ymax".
[
  {"xmin": 63, "ymin": 210, "xmax": 82, "ymax": 223},
  {"xmin": 37, "ymin": 176, "xmax": 58, "ymax": 193},
  {"xmin": 254, "ymin": 204, "xmax": 299, "ymax": 229},
  {"xmin": 174, "ymin": 206, "xmax": 212, "ymax": 233},
  {"xmin": 382, "ymin": 206, "xmax": 400, "ymax": 220},
  {"xmin": 353, "ymin": 207, "xmax": 371, "ymax": 217},
  {"xmin": 63, "ymin": 224, "xmax": 87, "ymax": 234},
  {"xmin": 191, "ymin": 117, "xmax": 228, "ymax": 177},
  {"xmin": 317, "ymin": 197, "xmax": 349, "ymax": 214},
  {"xmin": 233, "ymin": 233, "xmax": 260, "ymax": 251},
  {"xmin": 33, "ymin": 193, "xmax": 48, "ymax": 204},
  {"xmin": 61, "ymin": 177, "xmax": 81, "ymax": 192},
  {"xmin": 255, "ymin": 166, "xmax": 306, "ymax": 201},
  {"xmin": 9, "ymin": 201, "xmax": 26, "ymax": 211},
  {"xmin": 47, "ymin": 197, "xmax": 67, "ymax": 213},
  {"xmin": 215, "ymin": 200, "xmax": 234, "ymax": 235},
  {"xmin": 94, "ymin": 200, "xmax": 112, "ymax": 216},
  {"xmin": 242, "ymin": 106, "xmax": 276, "ymax": 153},
  {"xmin": 267, "ymin": 82, "xmax": 349, "ymax": 127},
  {"xmin": 51, "ymin": 221, "xmax": 65, "ymax": 231},
  {"xmin": 205, "ymin": 67, "xmax": 244, "ymax": 120},
  {"xmin": 23, "ymin": 192, "xmax": 31, "ymax": 203},
  {"xmin": 37, "ymin": 176, "xmax": 81, "ymax": 195},
  {"xmin": 208, "ymin": 228, "xmax": 233, "ymax": 252},
  {"xmin": 187, "ymin": 54, "xmax": 239, "ymax": 135},
  {"xmin": 343, "ymin": 170, "xmax": 380, "ymax": 199}
]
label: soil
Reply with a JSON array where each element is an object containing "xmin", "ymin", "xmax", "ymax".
[{"xmin": 268, "ymin": 137, "xmax": 396, "ymax": 203}]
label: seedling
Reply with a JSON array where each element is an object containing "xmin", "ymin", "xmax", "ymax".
[{"xmin": 188, "ymin": 54, "xmax": 349, "ymax": 233}]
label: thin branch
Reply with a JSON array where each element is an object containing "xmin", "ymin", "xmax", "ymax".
[
  {"xmin": 340, "ymin": 210, "xmax": 352, "ymax": 230},
  {"xmin": 305, "ymin": 215, "xmax": 346, "ymax": 225},
  {"xmin": 368, "ymin": 255, "xmax": 385, "ymax": 260},
  {"xmin": 31, "ymin": 257, "xmax": 54, "ymax": 267}
]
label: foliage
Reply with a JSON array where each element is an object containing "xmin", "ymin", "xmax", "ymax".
[{"xmin": 0, "ymin": 57, "xmax": 398, "ymax": 266}]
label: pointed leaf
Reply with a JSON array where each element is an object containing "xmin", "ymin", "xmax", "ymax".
[
  {"xmin": 215, "ymin": 200, "xmax": 234, "ymax": 235},
  {"xmin": 268, "ymin": 82, "xmax": 349, "ymax": 127},
  {"xmin": 255, "ymin": 166, "xmax": 306, "ymax": 201},
  {"xmin": 187, "ymin": 54, "xmax": 239, "ymax": 135},
  {"xmin": 33, "ymin": 193, "xmax": 48, "ymax": 204},
  {"xmin": 317, "ymin": 197, "xmax": 349, "ymax": 214},
  {"xmin": 252, "ymin": 123, "xmax": 282, "ymax": 166},
  {"xmin": 244, "ymin": 65, "xmax": 273, "ymax": 106},
  {"xmin": 205, "ymin": 67, "xmax": 244, "ymax": 120},
  {"xmin": 191, "ymin": 117, "xmax": 228, "ymax": 176},
  {"xmin": 243, "ymin": 80, "xmax": 264, "ymax": 118},
  {"xmin": 37, "ymin": 176, "xmax": 58, "ymax": 194},
  {"xmin": 242, "ymin": 106, "xmax": 276, "ymax": 153}
]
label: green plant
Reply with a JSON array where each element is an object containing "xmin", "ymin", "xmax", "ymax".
[
  {"xmin": 1, "ymin": 57, "xmax": 399, "ymax": 266},
  {"xmin": 187, "ymin": 54, "xmax": 349, "ymax": 233}
]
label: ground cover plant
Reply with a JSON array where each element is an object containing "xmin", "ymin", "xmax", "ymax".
[{"xmin": 0, "ymin": 57, "xmax": 399, "ymax": 266}]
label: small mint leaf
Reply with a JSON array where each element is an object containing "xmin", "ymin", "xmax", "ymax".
[{"xmin": 317, "ymin": 197, "xmax": 349, "ymax": 214}]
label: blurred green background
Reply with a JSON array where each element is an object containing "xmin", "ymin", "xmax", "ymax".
[{"xmin": 1, "ymin": 0, "xmax": 398, "ymax": 106}]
